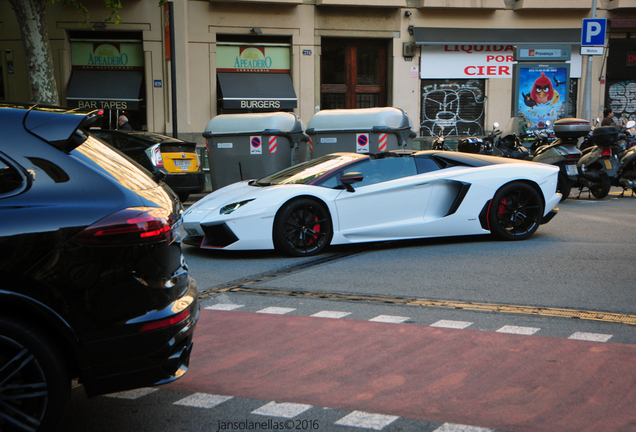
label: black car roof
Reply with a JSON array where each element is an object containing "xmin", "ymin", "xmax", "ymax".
[{"xmin": 1, "ymin": 103, "xmax": 100, "ymax": 152}]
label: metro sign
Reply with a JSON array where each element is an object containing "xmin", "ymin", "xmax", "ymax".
[{"xmin": 581, "ymin": 18, "xmax": 607, "ymax": 47}]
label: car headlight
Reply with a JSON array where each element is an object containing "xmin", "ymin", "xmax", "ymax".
[{"xmin": 220, "ymin": 199, "xmax": 255, "ymax": 215}]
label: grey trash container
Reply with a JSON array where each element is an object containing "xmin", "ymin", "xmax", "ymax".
[
  {"xmin": 305, "ymin": 107, "xmax": 416, "ymax": 159},
  {"xmin": 203, "ymin": 112, "xmax": 309, "ymax": 190}
]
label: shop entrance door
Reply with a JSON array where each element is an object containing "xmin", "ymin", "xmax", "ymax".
[{"xmin": 320, "ymin": 38, "xmax": 387, "ymax": 110}]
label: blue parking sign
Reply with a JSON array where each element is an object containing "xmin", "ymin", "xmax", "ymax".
[{"xmin": 581, "ymin": 18, "xmax": 606, "ymax": 46}]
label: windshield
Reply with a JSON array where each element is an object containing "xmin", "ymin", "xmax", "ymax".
[{"xmin": 254, "ymin": 154, "xmax": 362, "ymax": 186}]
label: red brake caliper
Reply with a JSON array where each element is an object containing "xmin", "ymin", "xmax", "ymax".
[{"xmin": 497, "ymin": 198, "xmax": 507, "ymax": 220}]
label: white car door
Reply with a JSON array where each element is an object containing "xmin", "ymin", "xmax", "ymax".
[{"xmin": 334, "ymin": 157, "xmax": 441, "ymax": 241}]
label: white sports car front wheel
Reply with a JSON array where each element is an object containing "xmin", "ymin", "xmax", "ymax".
[{"xmin": 273, "ymin": 198, "xmax": 333, "ymax": 257}]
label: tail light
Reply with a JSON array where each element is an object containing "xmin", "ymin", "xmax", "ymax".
[
  {"xmin": 600, "ymin": 147, "xmax": 612, "ymax": 159},
  {"xmin": 149, "ymin": 144, "xmax": 164, "ymax": 168},
  {"xmin": 139, "ymin": 309, "xmax": 190, "ymax": 332},
  {"xmin": 75, "ymin": 207, "xmax": 175, "ymax": 245}
]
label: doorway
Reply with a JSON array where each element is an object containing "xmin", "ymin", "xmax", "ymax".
[{"xmin": 320, "ymin": 38, "xmax": 388, "ymax": 110}]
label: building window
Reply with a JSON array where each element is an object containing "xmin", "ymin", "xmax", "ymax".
[{"xmin": 320, "ymin": 38, "xmax": 387, "ymax": 110}]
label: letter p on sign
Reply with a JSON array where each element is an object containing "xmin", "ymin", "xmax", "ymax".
[{"xmin": 582, "ymin": 18, "xmax": 606, "ymax": 46}]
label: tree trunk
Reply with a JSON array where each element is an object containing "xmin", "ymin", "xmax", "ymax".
[{"xmin": 9, "ymin": 0, "xmax": 60, "ymax": 105}]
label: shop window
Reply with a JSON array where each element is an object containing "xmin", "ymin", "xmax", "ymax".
[
  {"xmin": 320, "ymin": 38, "xmax": 387, "ymax": 110},
  {"xmin": 420, "ymin": 79, "xmax": 486, "ymax": 137}
]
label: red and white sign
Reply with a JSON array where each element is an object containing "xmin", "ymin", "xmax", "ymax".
[
  {"xmin": 250, "ymin": 136, "xmax": 262, "ymax": 155},
  {"xmin": 378, "ymin": 133, "xmax": 387, "ymax": 152},
  {"xmin": 309, "ymin": 137, "xmax": 313, "ymax": 153},
  {"xmin": 420, "ymin": 44, "xmax": 582, "ymax": 79},
  {"xmin": 268, "ymin": 136, "xmax": 277, "ymax": 153},
  {"xmin": 356, "ymin": 133, "xmax": 369, "ymax": 153}
]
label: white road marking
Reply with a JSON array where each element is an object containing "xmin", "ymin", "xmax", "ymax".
[
  {"xmin": 335, "ymin": 411, "xmax": 399, "ymax": 430},
  {"xmin": 430, "ymin": 320, "xmax": 473, "ymax": 329},
  {"xmin": 369, "ymin": 315, "xmax": 410, "ymax": 324},
  {"xmin": 568, "ymin": 332, "xmax": 613, "ymax": 342},
  {"xmin": 252, "ymin": 401, "xmax": 312, "ymax": 418},
  {"xmin": 205, "ymin": 303, "xmax": 244, "ymax": 311},
  {"xmin": 104, "ymin": 388, "xmax": 158, "ymax": 400},
  {"xmin": 311, "ymin": 310, "xmax": 351, "ymax": 318},
  {"xmin": 174, "ymin": 393, "xmax": 233, "ymax": 408},
  {"xmin": 256, "ymin": 307, "xmax": 296, "ymax": 315},
  {"xmin": 496, "ymin": 325, "xmax": 540, "ymax": 335}
]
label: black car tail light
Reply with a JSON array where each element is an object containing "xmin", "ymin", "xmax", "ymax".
[
  {"xmin": 75, "ymin": 207, "xmax": 175, "ymax": 245},
  {"xmin": 139, "ymin": 309, "xmax": 190, "ymax": 332}
]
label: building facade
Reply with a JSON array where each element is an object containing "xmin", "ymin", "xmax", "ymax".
[{"xmin": 1, "ymin": 0, "xmax": 635, "ymax": 146}]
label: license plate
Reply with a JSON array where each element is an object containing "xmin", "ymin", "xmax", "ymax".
[
  {"xmin": 604, "ymin": 160, "xmax": 612, "ymax": 170},
  {"xmin": 174, "ymin": 160, "xmax": 191, "ymax": 171},
  {"xmin": 566, "ymin": 164, "xmax": 578, "ymax": 176}
]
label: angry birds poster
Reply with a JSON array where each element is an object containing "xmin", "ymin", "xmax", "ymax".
[{"xmin": 517, "ymin": 66, "xmax": 568, "ymax": 133}]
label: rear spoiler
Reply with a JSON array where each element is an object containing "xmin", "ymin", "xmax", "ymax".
[{"xmin": 23, "ymin": 105, "xmax": 102, "ymax": 152}]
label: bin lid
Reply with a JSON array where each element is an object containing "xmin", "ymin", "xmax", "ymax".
[
  {"xmin": 204, "ymin": 112, "xmax": 302, "ymax": 135},
  {"xmin": 307, "ymin": 107, "xmax": 410, "ymax": 132}
]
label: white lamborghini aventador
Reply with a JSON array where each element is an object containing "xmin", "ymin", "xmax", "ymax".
[{"xmin": 182, "ymin": 151, "xmax": 561, "ymax": 256}]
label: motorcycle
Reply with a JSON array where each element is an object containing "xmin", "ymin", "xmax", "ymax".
[
  {"xmin": 526, "ymin": 118, "xmax": 587, "ymax": 201},
  {"xmin": 573, "ymin": 125, "xmax": 620, "ymax": 199},
  {"xmin": 430, "ymin": 125, "xmax": 451, "ymax": 151},
  {"xmin": 610, "ymin": 120, "xmax": 636, "ymax": 196},
  {"xmin": 457, "ymin": 124, "xmax": 497, "ymax": 155},
  {"xmin": 490, "ymin": 118, "xmax": 530, "ymax": 160}
]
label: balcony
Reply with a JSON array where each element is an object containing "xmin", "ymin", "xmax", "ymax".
[
  {"xmin": 513, "ymin": 0, "xmax": 592, "ymax": 8},
  {"xmin": 607, "ymin": 0, "xmax": 636, "ymax": 10},
  {"xmin": 316, "ymin": 0, "xmax": 407, "ymax": 6},
  {"xmin": 417, "ymin": 0, "xmax": 506, "ymax": 7}
]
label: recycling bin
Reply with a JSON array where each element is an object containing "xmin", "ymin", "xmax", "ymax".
[
  {"xmin": 203, "ymin": 112, "xmax": 309, "ymax": 190},
  {"xmin": 305, "ymin": 107, "xmax": 416, "ymax": 159}
]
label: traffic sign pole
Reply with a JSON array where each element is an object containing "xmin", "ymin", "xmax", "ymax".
[{"xmin": 582, "ymin": 0, "xmax": 599, "ymax": 124}]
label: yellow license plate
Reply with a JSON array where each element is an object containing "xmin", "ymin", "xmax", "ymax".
[{"xmin": 604, "ymin": 160, "xmax": 612, "ymax": 170}]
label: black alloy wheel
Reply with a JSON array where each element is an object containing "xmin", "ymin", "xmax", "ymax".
[
  {"xmin": 0, "ymin": 318, "xmax": 70, "ymax": 432},
  {"xmin": 590, "ymin": 173, "xmax": 611, "ymax": 199},
  {"xmin": 489, "ymin": 182, "xmax": 543, "ymax": 241},
  {"xmin": 273, "ymin": 198, "xmax": 333, "ymax": 257}
]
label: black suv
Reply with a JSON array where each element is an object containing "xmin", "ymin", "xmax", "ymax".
[{"xmin": 0, "ymin": 104, "xmax": 199, "ymax": 432}]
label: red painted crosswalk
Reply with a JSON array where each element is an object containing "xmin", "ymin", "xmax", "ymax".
[{"xmin": 167, "ymin": 309, "xmax": 636, "ymax": 432}]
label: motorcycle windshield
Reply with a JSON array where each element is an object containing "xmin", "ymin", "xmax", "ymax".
[{"xmin": 500, "ymin": 117, "xmax": 525, "ymax": 137}]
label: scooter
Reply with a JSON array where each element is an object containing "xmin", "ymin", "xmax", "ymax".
[
  {"xmin": 611, "ymin": 120, "xmax": 636, "ymax": 196},
  {"xmin": 526, "ymin": 118, "xmax": 587, "ymax": 201},
  {"xmin": 573, "ymin": 125, "xmax": 620, "ymax": 199}
]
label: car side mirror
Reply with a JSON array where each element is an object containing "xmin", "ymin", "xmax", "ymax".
[{"xmin": 340, "ymin": 172, "xmax": 363, "ymax": 192}]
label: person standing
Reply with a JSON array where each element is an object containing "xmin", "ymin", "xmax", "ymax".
[
  {"xmin": 601, "ymin": 108, "xmax": 615, "ymax": 126},
  {"xmin": 118, "ymin": 115, "xmax": 133, "ymax": 131}
]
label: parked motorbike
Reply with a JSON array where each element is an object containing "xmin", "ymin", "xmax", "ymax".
[
  {"xmin": 611, "ymin": 120, "xmax": 636, "ymax": 196},
  {"xmin": 490, "ymin": 118, "xmax": 530, "ymax": 160},
  {"xmin": 456, "ymin": 124, "xmax": 496, "ymax": 155},
  {"xmin": 526, "ymin": 118, "xmax": 587, "ymax": 201},
  {"xmin": 573, "ymin": 125, "xmax": 620, "ymax": 199},
  {"xmin": 430, "ymin": 125, "xmax": 451, "ymax": 151}
]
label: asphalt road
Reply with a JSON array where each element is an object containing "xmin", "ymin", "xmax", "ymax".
[{"xmin": 59, "ymin": 189, "xmax": 636, "ymax": 432}]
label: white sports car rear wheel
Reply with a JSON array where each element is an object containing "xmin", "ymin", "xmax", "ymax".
[{"xmin": 489, "ymin": 182, "xmax": 543, "ymax": 241}]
